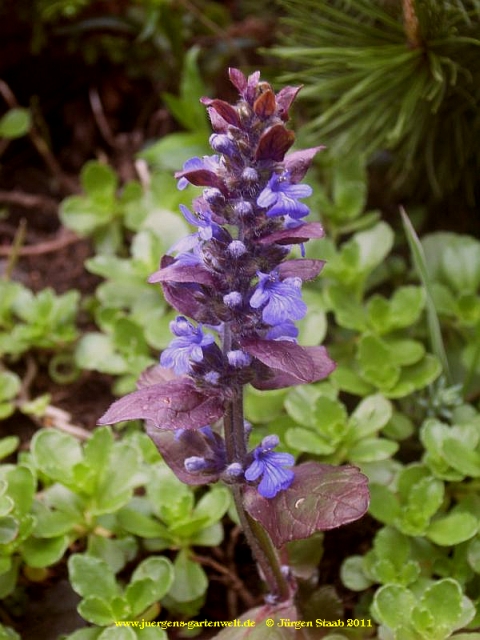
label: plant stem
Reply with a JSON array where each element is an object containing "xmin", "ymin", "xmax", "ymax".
[
  {"xmin": 222, "ymin": 370, "xmax": 290, "ymax": 601},
  {"xmin": 231, "ymin": 483, "xmax": 290, "ymax": 602}
]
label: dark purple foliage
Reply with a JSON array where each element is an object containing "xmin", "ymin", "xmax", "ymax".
[
  {"xmin": 98, "ymin": 377, "xmax": 225, "ymax": 430},
  {"xmin": 244, "ymin": 462, "xmax": 370, "ymax": 547}
]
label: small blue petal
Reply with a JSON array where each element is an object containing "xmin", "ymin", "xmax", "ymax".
[{"xmin": 245, "ymin": 437, "xmax": 295, "ymax": 499}]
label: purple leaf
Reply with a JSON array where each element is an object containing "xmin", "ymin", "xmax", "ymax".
[
  {"xmin": 98, "ymin": 378, "xmax": 225, "ymax": 430},
  {"xmin": 275, "ymin": 85, "xmax": 302, "ymax": 121},
  {"xmin": 253, "ymin": 90, "xmax": 276, "ymax": 118},
  {"xmin": 161, "ymin": 281, "xmax": 219, "ymax": 324},
  {"xmin": 244, "ymin": 462, "xmax": 370, "ymax": 548},
  {"xmin": 201, "ymin": 98, "xmax": 242, "ymax": 128},
  {"xmin": 148, "ymin": 262, "xmax": 216, "ymax": 287},
  {"xmin": 252, "ymin": 346, "xmax": 336, "ymax": 390},
  {"xmin": 243, "ymin": 339, "xmax": 335, "ymax": 385},
  {"xmin": 277, "ymin": 259, "xmax": 325, "ymax": 281},
  {"xmin": 228, "ymin": 68, "xmax": 247, "ymax": 94},
  {"xmin": 257, "ymin": 222, "xmax": 325, "ymax": 245},
  {"xmin": 145, "ymin": 427, "xmax": 224, "ymax": 485},
  {"xmin": 284, "ymin": 146, "xmax": 325, "ymax": 183},
  {"xmin": 174, "ymin": 168, "xmax": 227, "ymax": 194},
  {"xmin": 255, "ymin": 124, "xmax": 295, "ymax": 162},
  {"xmin": 137, "ymin": 364, "xmax": 177, "ymax": 387}
]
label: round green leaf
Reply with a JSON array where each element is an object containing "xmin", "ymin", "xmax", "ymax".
[
  {"xmin": 0, "ymin": 516, "xmax": 18, "ymax": 544},
  {"xmin": 349, "ymin": 438, "xmax": 398, "ymax": 463},
  {"xmin": 427, "ymin": 513, "xmax": 478, "ymax": 546},
  {"xmin": 21, "ymin": 534, "xmax": 69, "ymax": 568},
  {"xmin": 372, "ymin": 584, "xmax": 416, "ymax": 629},
  {"xmin": 75, "ymin": 333, "xmax": 127, "ymax": 375},
  {"xmin": 0, "ymin": 108, "xmax": 31, "ymax": 138},
  {"xmin": 168, "ymin": 549, "xmax": 208, "ymax": 603},
  {"xmin": 340, "ymin": 555, "xmax": 373, "ymax": 591},
  {"xmin": 31, "ymin": 430, "xmax": 82, "ymax": 485},
  {"xmin": 68, "ymin": 554, "xmax": 120, "ymax": 600}
]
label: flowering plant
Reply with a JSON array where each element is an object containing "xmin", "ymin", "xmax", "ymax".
[{"xmin": 99, "ymin": 68, "xmax": 369, "ymax": 613}]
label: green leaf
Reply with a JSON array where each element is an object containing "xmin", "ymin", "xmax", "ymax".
[
  {"xmin": 91, "ymin": 441, "xmax": 143, "ymax": 514},
  {"xmin": 77, "ymin": 596, "xmax": 116, "ymax": 626},
  {"xmin": 285, "ymin": 427, "xmax": 335, "ymax": 455},
  {"xmin": 423, "ymin": 232, "xmax": 480, "ymax": 295},
  {"xmin": 244, "ymin": 387, "xmax": 287, "ymax": 423},
  {"xmin": 0, "ymin": 372, "xmax": 21, "ymax": 403},
  {"xmin": 146, "ymin": 463, "xmax": 194, "ymax": 526},
  {"xmin": 75, "ymin": 333, "xmax": 127, "ymax": 375},
  {"xmin": 21, "ymin": 534, "xmax": 69, "ymax": 568},
  {"xmin": 284, "ymin": 385, "xmax": 323, "ymax": 427},
  {"xmin": 162, "ymin": 47, "xmax": 209, "ymax": 132},
  {"xmin": 31, "ymin": 501, "xmax": 78, "ymax": 537},
  {"xmin": 427, "ymin": 512, "xmax": 478, "ymax": 546},
  {"xmin": 367, "ymin": 286, "xmax": 425, "ymax": 334},
  {"xmin": 401, "ymin": 209, "xmax": 451, "ymax": 382},
  {"xmin": 372, "ymin": 584, "xmax": 416, "ymax": 629},
  {"xmin": 441, "ymin": 437, "xmax": 480, "ymax": 478},
  {"xmin": 168, "ymin": 549, "xmax": 208, "ymax": 603},
  {"xmin": 192, "ymin": 485, "xmax": 231, "ymax": 528},
  {"xmin": 348, "ymin": 437, "xmax": 398, "ymax": 463},
  {"xmin": 0, "ymin": 108, "xmax": 31, "ymax": 138},
  {"xmin": 420, "ymin": 579, "xmax": 464, "ymax": 632},
  {"xmin": 0, "ymin": 517, "xmax": 18, "ymax": 544},
  {"xmin": 31, "ymin": 430, "xmax": 83, "ymax": 487},
  {"xmin": 87, "ymin": 536, "xmax": 138, "ymax": 575},
  {"xmin": 349, "ymin": 394, "xmax": 393, "ymax": 439},
  {"xmin": 354, "ymin": 221, "xmax": 394, "ymax": 275},
  {"xmin": 327, "ymin": 285, "xmax": 368, "ymax": 330},
  {"xmin": 117, "ymin": 508, "xmax": 167, "ymax": 539},
  {"xmin": 385, "ymin": 338, "xmax": 425, "ymax": 367},
  {"xmin": 368, "ymin": 483, "xmax": 400, "ymax": 525},
  {"xmin": 297, "ymin": 289, "xmax": 328, "ymax": 345},
  {"xmin": 357, "ymin": 334, "xmax": 400, "ymax": 389},
  {"xmin": 81, "ymin": 161, "xmax": 117, "ymax": 199},
  {"xmin": 139, "ymin": 132, "xmax": 209, "ymax": 172},
  {"xmin": 385, "ymin": 355, "xmax": 442, "ymax": 399},
  {"xmin": 0, "ymin": 623, "xmax": 21, "ymax": 640},
  {"xmin": 340, "ymin": 555, "xmax": 373, "ymax": 591},
  {"xmin": 0, "ymin": 557, "xmax": 19, "ymax": 599},
  {"xmin": 68, "ymin": 554, "xmax": 120, "ymax": 601},
  {"xmin": 126, "ymin": 557, "xmax": 174, "ymax": 616}
]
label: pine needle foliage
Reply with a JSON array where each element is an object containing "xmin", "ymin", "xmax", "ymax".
[{"xmin": 270, "ymin": 0, "xmax": 480, "ymax": 202}]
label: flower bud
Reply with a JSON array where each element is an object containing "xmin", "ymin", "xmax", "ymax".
[
  {"xmin": 184, "ymin": 456, "xmax": 209, "ymax": 473},
  {"xmin": 209, "ymin": 133, "xmax": 237, "ymax": 157},
  {"xmin": 228, "ymin": 240, "xmax": 247, "ymax": 257},
  {"xmin": 223, "ymin": 291, "xmax": 243, "ymax": 308}
]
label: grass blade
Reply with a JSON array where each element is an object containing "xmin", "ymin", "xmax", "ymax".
[{"xmin": 400, "ymin": 207, "xmax": 451, "ymax": 383}]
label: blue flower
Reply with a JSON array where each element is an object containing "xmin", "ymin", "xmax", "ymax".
[
  {"xmin": 245, "ymin": 435, "xmax": 294, "ymax": 499},
  {"xmin": 257, "ymin": 172, "xmax": 312, "ymax": 219},
  {"xmin": 160, "ymin": 316, "xmax": 215, "ymax": 375},
  {"xmin": 250, "ymin": 271, "xmax": 306, "ymax": 325},
  {"xmin": 265, "ymin": 320, "xmax": 299, "ymax": 341},
  {"xmin": 177, "ymin": 156, "xmax": 220, "ymax": 190},
  {"xmin": 179, "ymin": 204, "xmax": 214, "ymax": 241}
]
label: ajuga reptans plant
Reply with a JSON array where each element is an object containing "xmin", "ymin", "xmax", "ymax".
[{"xmin": 99, "ymin": 69, "xmax": 369, "ymax": 605}]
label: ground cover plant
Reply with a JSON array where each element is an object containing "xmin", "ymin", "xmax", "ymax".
[{"xmin": 1, "ymin": 1, "xmax": 480, "ymax": 639}]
